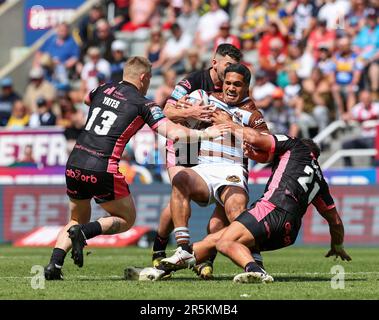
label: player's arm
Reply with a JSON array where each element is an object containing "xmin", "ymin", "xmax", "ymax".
[
  {"xmin": 312, "ymin": 181, "xmax": 352, "ymax": 261},
  {"xmin": 155, "ymin": 118, "xmax": 229, "ymax": 142},
  {"xmin": 140, "ymin": 101, "xmax": 229, "ymax": 142}
]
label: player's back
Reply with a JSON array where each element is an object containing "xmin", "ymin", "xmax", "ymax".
[
  {"xmin": 263, "ymin": 135, "xmax": 328, "ymax": 217},
  {"xmin": 68, "ymin": 81, "xmax": 155, "ymax": 173}
]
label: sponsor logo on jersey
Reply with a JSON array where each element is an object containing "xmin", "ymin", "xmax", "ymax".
[
  {"xmin": 179, "ymin": 80, "xmax": 191, "ymax": 90},
  {"xmin": 171, "ymin": 85, "xmax": 188, "ymax": 100},
  {"xmin": 254, "ymin": 118, "xmax": 265, "ymax": 126},
  {"xmin": 150, "ymin": 106, "xmax": 165, "ymax": 120},
  {"xmin": 226, "ymin": 175, "xmax": 241, "ymax": 183},
  {"xmin": 103, "ymin": 96, "xmax": 120, "ymax": 109}
]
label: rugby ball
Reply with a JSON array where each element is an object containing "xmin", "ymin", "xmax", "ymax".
[{"xmin": 183, "ymin": 90, "xmax": 209, "ymax": 129}]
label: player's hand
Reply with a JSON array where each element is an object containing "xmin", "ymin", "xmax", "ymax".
[
  {"xmin": 175, "ymin": 95, "xmax": 192, "ymax": 109},
  {"xmin": 243, "ymin": 142, "xmax": 271, "ymax": 162},
  {"xmin": 202, "ymin": 124, "xmax": 231, "ymax": 139},
  {"xmin": 211, "ymin": 109, "xmax": 233, "ymax": 125},
  {"xmin": 188, "ymin": 104, "xmax": 213, "ymax": 122},
  {"xmin": 325, "ymin": 244, "xmax": 352, "ymax": 261}
]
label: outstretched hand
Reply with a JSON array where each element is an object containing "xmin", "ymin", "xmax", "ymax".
[
  {"xmin": 325, "ymin": 245, "xmax": 352, "ymax": 261},
  {"xmin": 211, "ymin": 109, "xmax": 233, "ymax": 125}
]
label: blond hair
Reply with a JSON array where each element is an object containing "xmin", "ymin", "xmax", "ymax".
[{"xmin": 123, "ymin": 56, "xmax": 152, "ymax": 80}]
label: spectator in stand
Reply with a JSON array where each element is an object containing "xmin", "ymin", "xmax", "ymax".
[
  {"xmin": 283, "ymin": 70, "xmax": 301, "ymax": 109},
  {"xmin": 344, "ymin": 0, "xmax": 371, "ymax": 38},
  {"xmin": 84, "ymin": 19, "xmax": 115, "ymax": 62},
  {"xmin": 307, "ymin": 19, "xmax": 336, "ymax": 61},
  {"xmin": 6, "ymin": 100, "xmax": 30, "ymax": 130},
  {"xmin": 153, "ymin": 23, "xmax": 192, "ymax": 75},
  {"xmin": 318, "ymin": 0, "xmax": 351, "ymax": 31},
  {"xmin": 63, "ymin": 107, "xmax": 86, "ymax": 154},
  {"xmin": 195, "ymin": 0, "xmax": 229, "ymax": 54},
  {"xmin": 265, "ymin": 0, "xmax": 289, "ymax": 23},
  {"xmin": 155, "ymin": 69, "xmax": 177, "ymax": 108},
  {"xmin": 252, "ymin": 69, "xmax": 276, "ymax": 110},
  {"xmin": 145, "ymin": 27, "xmax": 165, "ymax": 66},
  {"xmin": 176, "ymin": 0, "xmax": 199, "ymax": 39},
  {"xmin": 298, "ymin": 67, "xmax": 332, "ymax": 137},
  {"xmin": 258, "ymin": 20, "xmax": 288, "ymax": 60},
  {"xmin": 0, "ymin": 78, "xmax": 21, "ymax": 126},
  {"xmin": 352, "ymin": 13, "xmax": 379, "ymax": 97},
  {"xmin": 121, "ymin": 0, "xmax": 159, "ymax": 31},
  {"xmin": 342, "ymin": 90, "xmax": 379, "ymax": 166},
  {"xmin": 261, "ymin": 87, "xmax": 299, "ymax": 137},
  {"xmin": 213, "ymin": 21, "xmax": 241, "ymax": 51},
  {"xmin": 109, "ymin": 40, "xmax": 128, "ymax": 82},
  {"xmin": 108, "ymin": 0, "xmax": 131, "ymax": 30},
  {"xmin": 184, "ymin": 48, "xmax": 205, "ymax": 75},
  {"xmin": 285, "ymin": 41, "xmax": 315, "ymax": 81},
  {"xmin": 289, "ymin": 0, "xmax": 318, "ymax": 41},
  {"xmin": 29, "ymin": 97, "xmax": 57, "ymax": 128},
  {"xmin": 73, "ymin": 3, "xmax": 105, "ymax": 47},
  {"xmin": 331, "ymin": 36, "xmax": 364, "ymax": 118},
  {"xmin": 23, "ymin": 67, "xmax": 56, "ymax": 114},
  {"xmin": 237, "ymin": 0, "xmax": 267, "ymax": 38},
  {"xmin": 241, "ymin": 36, "xmax": 259, "ymax": 71},
  {"xmin": 80, "ymin": 47, "xmax": 111, "ymax": 94},
  {"xmin": 316, "ymin": 44, "xmax": 335, "ymax": 81},
  {"xmin": 35, "ymin": 22, "xmax": 80, "ymax": 85},
  {"xmin": 259, "ymin": 37, "xmax": 286, "ymax": 84}
]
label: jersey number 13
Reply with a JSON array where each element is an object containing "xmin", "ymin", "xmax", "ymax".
[{"xmin": 85, "ymin": 107, "xmax": 117, "ymax": 135}]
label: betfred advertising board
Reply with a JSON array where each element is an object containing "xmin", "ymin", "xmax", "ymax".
[{"xmin": 303, "ymin": 185, "xmax": 379, "ymax": 244}]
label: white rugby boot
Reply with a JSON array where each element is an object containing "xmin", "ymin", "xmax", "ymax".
[{"xmin": 160, "ymin": 247, "xmax": 196, "ymax": 270}]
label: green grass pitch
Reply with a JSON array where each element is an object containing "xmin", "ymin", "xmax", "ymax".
[{"xmin": 0, "ymin": 245, "xmax": 378, "ymax": 300}]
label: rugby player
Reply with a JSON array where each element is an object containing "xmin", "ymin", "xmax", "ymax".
[
  {"xmin": 160, "ymin": 129, "xmax": 352, "ymax": 283},
  {"xmin": 43, "ymin": 56, "xmax": 228, "ymax": 280},
  {"xmin": 152, "ymin": 44, "xmax": 244, "ymax": 278},
  {"xmin": 159, "ymin": 64, "xmax": 270, "ymax": 269}
]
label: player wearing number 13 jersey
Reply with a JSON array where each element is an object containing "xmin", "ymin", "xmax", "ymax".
[{"xmin": 44, "ymin": 57, "xmax": 227, "ymax": 281}]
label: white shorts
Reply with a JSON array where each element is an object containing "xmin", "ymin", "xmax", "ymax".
[{"xmin": 190, "ymin": 163, "xmax": 248, "ymax": 207}]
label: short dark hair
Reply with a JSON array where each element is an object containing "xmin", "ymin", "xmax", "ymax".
[
  {"xmin": 301, "ymin": 138, "xmax": 321, "ymax": 158},
  {"xmin": 224, "ymin": 64, "xmax": 251, "ymax": 85},
  {"xmin": 215, "ymin": 43, "xmax": 242, "ymax": 62}
]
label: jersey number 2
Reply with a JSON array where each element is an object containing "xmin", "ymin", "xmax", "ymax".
[
  {"xmin": 298, "ymin": 165, "xmax": 320, "ymax": 204},
  {"xmin": 85, "ymin": 107, "xmax": 117, "ymax": 135}
]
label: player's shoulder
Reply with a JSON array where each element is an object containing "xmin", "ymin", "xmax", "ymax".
[
  {"xmin": 237, "ymin": 97, "xmax": 258, "ymax": 111},
  {"xmin": 178, "ymin": 69, "xmax": 209, "ymax": 89}
]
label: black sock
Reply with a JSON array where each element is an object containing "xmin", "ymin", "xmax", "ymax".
[
  {"xmin": 208, "ymin": 250, "xmax": 217, "ymax": 264},
  {"xmin": 80, "ymin": 221, "xmax": 102, "ymax": 240},
  {"xmin": 180, "ymin": 243, "xmax": 192, "ymax": 254},
  {"xmin": 245, "ymin": 261, "xmax": 265, "ymax": 273},
  {"xmin": 153, "ymin": 234, "xmax": 169, "ymax": 252},
  {"xmin": 50, "ymin": 248, "xmax": 66, "ymax": 267}
]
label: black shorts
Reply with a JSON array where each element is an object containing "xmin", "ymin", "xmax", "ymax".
[
  {"xmin": 235, "ymin": 201, "xmax": 301, "ymax": 251},
  {"xmin": 65, "ymin": 165, "xmax": 130, "ymax": 204}
]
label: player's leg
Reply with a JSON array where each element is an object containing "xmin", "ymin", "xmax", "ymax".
[
  {"xmin": 68, "ymin": 195, "xmax": 136, "ymax": 267},
  {"xmin": 220, "ymin": 185, "xmax": 248, "ymax": 222},
  {"xmin": 193, "ymin": 204, "xmax": 229, "ymax": 279},
  {"xmin": 161, "ymin": 168, "xmax": 211, "ymax": 268},
  {"xmin": 152, "ymin": 165, "xmax": 184, "ymax": 266},
  {"xmin": 44, "ymin": 198, "xmax": 91, "ymax": 280},
  {"xmin": 216, "ymin": 219, "xmax": 273, "ymax": 284}
]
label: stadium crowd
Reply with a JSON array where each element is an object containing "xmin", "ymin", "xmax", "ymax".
[{"xmin": 0, "ymin": 0, "xmax": 378, "ymax": 180}]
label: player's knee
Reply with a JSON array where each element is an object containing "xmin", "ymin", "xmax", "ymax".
[
  {"xmin": 172, "ymin": 171, "xmax": 191, "ymax": 195},
  {"xmin": 208, "ymin": 218, "xmax": 226, "ymax": 234},
  {"xmin": 215, "ymin": 239, "xmax": 230, "ymax": 255},
  {"xmin": 225, "ymin": 205, "xmax": 245, "ymax": 222}
]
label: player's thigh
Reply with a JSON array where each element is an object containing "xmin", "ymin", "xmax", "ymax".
[
  {"xmin": 220, "ymin": 186, "xmax": 248, "ymax": 221},
  {"xmin": 99, "ymin": 194, "xmax": 136, "ymax": 227},
  {"xmin": 208, "ymin": 204, "xmax": 229, "ymax": 234},
  {"xmin": 172, "ymin": 168, "xmax": 210, "ymax": 202},
  {"xmin": 68, "ymin": 198, "xmax": 92, "ymax": 224},
  {"xmin": 219, "ymin": 220, "xmax": 255, "ymax": 247},
  {"xmin": 167, "ymin": 165, "xmax": 187, "ymax": 183}
]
